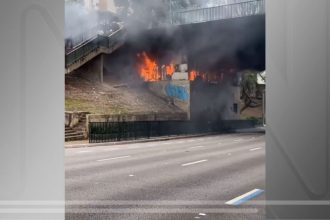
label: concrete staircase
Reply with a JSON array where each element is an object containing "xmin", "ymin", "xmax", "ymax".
[
  {"xmin": 65, "ymin": 126, "xmax": 85, "ymax": 142},
  {"xmin": 65, "ymin": 112, "xmax": 88, "ymax": 142},
  {"xmin": 65, "ymin": 26, "xmax": 126, "ymax": 74}
]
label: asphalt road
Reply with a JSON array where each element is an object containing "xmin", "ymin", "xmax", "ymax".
[{"xmin": 66, "ymin": 133, "xmax": 265, "ymax": 220}]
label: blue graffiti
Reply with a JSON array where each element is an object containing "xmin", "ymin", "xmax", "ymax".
[{"xmin": 165, "ymin": 84, "xmax": 189, "ymax": 101}]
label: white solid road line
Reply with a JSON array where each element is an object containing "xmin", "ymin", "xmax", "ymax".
[
  {"xmin": 225, "ymin": 189, "xmax": 264, "ymax": 206},
  {"xmin": 249, "ymin": 147, "xmax": 262, "ymax": 151},
  {"xmin": 182, "ymin": 160, "xmax": 208, "ymax": 167},
  {"xmin": 97, "ymin": 155, "xmax": 131, "ymax": 162}
]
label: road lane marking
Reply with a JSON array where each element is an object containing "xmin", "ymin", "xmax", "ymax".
[
  {"xmin": 182, "ymin": 160, "xmax": 208, "ymax": 167},
  {"xmin": 78, "ymin": 150, "xmax": 92, "ymax": 154},
  {"xmin": 97, "ymin": 156, "xmax": 131, "ymax": 162},
  {"xmin": 102, "ymin": 148, "xmax": 119, "ymax": 152},
  {"xmin": 127, "ymin": 146, "xmax": 138, "ymax": 149},
  {"xmin": 233, "ymin": 139, "xmax": 243, "ymax": 142},
  {"xmin": 189, "ymin": 145, "xmax": 205, "ymax": 150},
  {"xmin": 225, "ymin": 189, "xmax": 264, "ymax": 206},
  {"xmin": 249, "ymin": 147, "xmax": 262, "ymax": 151}
]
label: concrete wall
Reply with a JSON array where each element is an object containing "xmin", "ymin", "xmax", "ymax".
[
  {"xmin": 147, "ymin": 79, "xmax": 240, "ymax": 122},
  {"xmin": 190, "ymin": 81, "xmax": 240, "ymax": 122},
  {"xmin": 147, "ymin": 80, "xmax": 191, "ymax": 118}
]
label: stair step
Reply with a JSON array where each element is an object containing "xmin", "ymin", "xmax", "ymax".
[
  {"xmin": 65, "ymin": 135, "xmax": 85, "ymax": 142},
  {"xmin": 65, "ymin": 131, "xmax": 82, "ymax": 136},
  {"xmin": 65, "ymin": 133, "xmax": 84, "ymax": 137}
]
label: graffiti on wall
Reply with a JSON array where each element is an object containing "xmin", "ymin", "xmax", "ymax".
[{"xmin": 165, "ymin": 84, "xmax": 189, "ymax": 102}]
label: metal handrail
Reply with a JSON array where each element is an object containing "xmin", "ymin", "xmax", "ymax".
[
  {"xmin": 171, "ymin": 0, "xmax": 265, "ymax": 25},
  {"xmin": 65, "ymin": 26, "xmax": 125, "ymax": 68},
  {"xmin": 173, "ymin": 0, "xmax": 263, "ymax": 13}
]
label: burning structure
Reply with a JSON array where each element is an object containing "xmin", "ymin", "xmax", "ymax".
[
  {"xmin": 132, "ymin": 48, "xmax": 241, "ymax": 121},
  {"xmin": 65, "ymin": 0, "xmax": 265, "ymax": 141},
  {"xmin": 109, "ymin": 13, "xmax": 265, "ymax": 123}
]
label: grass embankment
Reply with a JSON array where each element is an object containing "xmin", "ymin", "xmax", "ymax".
[{"xmin": 65, "ymin": 97, "xmax": 128, "ymax": 115}]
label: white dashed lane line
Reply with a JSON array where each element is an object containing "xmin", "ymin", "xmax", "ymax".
[
  {"xmin": 249, "ymin": 147, "xmax": 262, "ymax": 152},
  {"xmin": 189, "ymin": 145, "xmax": 205, "ymax": 150},
  {"xmin": 77, "ymin": 150, "xmax": 92, "ymax": 154},
  {"xmin": 102, "ymin": 148, "xmax": 120, "ymax": 152},
  {"xmin": 182, "ymin": 160, "xmax": 208, "ymax": 167},
  {"xmin": 233, "ymin": 139, "xmax": 243, "ymax": 142},
  {"xmin": 97, "ymin": 155, "xmax": 131, "ymax": 162}
]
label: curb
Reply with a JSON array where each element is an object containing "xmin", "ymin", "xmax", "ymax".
[
  {"xmin": 64, "ymin": 127, "xmax": 265, "ymax": 149},
  {"xmin": 65, "ymin": 132, "xmax": 220, "ymax": 149}
]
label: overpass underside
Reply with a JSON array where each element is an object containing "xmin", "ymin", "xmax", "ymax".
[
  {"xmin": 102, "ymin": 13, "xmax": 265, "ymax": 121},
  {"xmin": 122, "ymin": 13, "xmax": 265, "ymax": 73}
]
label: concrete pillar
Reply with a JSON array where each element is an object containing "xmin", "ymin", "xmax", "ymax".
[{"xmin": 100, "ymin": 54, "xmax": 104, "ymax": 84}]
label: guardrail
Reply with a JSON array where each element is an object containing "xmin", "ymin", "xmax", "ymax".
[{"xmin": 171, "ymin": 0, "xmax": 265, "ymax": 25}]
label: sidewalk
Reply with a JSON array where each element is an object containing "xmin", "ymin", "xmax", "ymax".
[
  {"xmin": 65, "ymin": 133, "xmax": 218, "ymax": 149},
  {"xmin": 234, "ymin": 126, "xmax": 266, "ymax": 134},
  {"xmin": 65, "ymin": 127, "xmax": 266, "ymax": 149}
]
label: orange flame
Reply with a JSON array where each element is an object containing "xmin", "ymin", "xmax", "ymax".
[
  {"xmin": 137, "ymin": 52, "xmax": 160, "ymax": 82},
  {"xmin": 189, "ymin": 70, "xmax": 197, "ymax": 81},
  {"xmin": 166, "ymin": 64, "xmax": 175, "ymax": 76},
  {"xmin": 137, "ymin": 52, "xmax": 176, "ymax": 81}
]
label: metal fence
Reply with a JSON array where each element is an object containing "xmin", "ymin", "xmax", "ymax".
[
  {"xmin": 89, "ymin": 120, "xmax": 258, "ymax": 143},
  {"xmin": 171, "ymin": 0, "xmax": 265, "ymax": 25}
]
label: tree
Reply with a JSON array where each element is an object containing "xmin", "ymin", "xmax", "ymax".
[{"xmin": 240, "ymin": 71, "xmax": 261, "ymax": 113}]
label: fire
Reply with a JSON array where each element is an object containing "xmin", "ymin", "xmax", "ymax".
[
  {"xmin": 137, "ymin": 52, "xmax": 160, "ymax": 82},
  {"xmin": 189, "ymin": 70, "xmax": 197, "ymax": 81},
  {"xmin": 189, "ymin": 70, "xmax": 207, "ymax": 81},
  {"xmin": 166, "ymin": 64, "xmax": 175, "ymax": 76},
  {"xmin": 137, "ymin": 52, "xmax": 176, "ymax": 81},
  {"xmin": 189, "ymin": 70, "xmax": 225, "ymax": 82}
]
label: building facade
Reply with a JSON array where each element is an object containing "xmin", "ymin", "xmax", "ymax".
[{"xmin": 84, "ymin": 0, "xmax": 117, "ymax": 13}]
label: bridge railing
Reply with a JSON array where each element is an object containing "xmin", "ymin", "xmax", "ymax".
[{"xmin": 171, "ymin": 0, "xmax": 265, "ymax": 25}]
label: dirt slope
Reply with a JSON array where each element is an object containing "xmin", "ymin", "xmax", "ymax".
[{"xmin": 65, "ymin": 74, "xmax": 183, "ymax": 115}]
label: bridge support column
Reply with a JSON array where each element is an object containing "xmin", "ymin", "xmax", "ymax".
[{"xmin": 100, "ymin": 54, "xmax": 104, "ymax": 84}]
